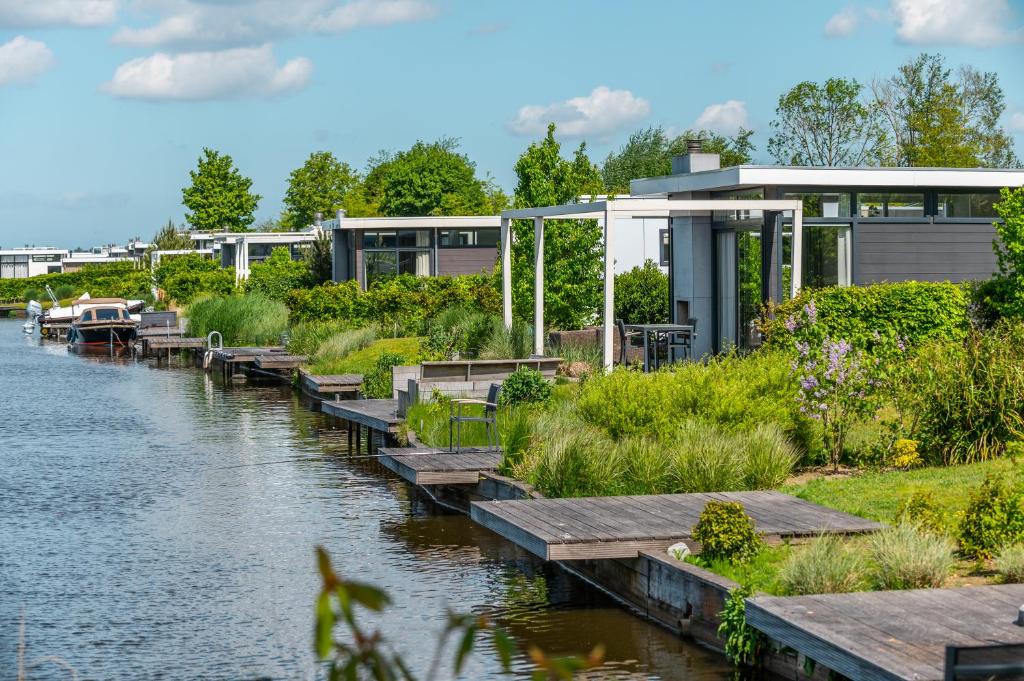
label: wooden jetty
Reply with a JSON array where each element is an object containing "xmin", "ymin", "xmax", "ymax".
[
  {"xmin": 377, "ymin": 447, "xmax": 502, "ymax": 485},
  {"xmin": 254, "ymin": 354, "xmax": 307, "ymax": 370},
  {"xmin": 209, "ymin": 346, "xmax": 287, "ymax": 380},
  {"xmin": 145, "ymin": 336, "xmax": 205, "ymax": 363},
  {"xmin": 747, "ymin": 584, "xmax": 1024, "ymax": 681},
  {"xmin": 298, "ymin": 369, "xmax": 362, "ymax": 400},
  {"xmin": 470, "ymin": 491, "xmax": 882, "ymax": 561},
  {"xmin": 322, "ymin": 398, "xmax": 401, "ymax": 454}
]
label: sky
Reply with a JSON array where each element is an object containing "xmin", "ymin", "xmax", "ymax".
[{"xmin": 1, "ymin": 0, "xmax": 1022, "ymax": 248}]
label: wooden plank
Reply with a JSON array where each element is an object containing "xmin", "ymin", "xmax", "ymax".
[
  {"xmin": 376, "ymin": 447, "xmax": 502, "ymax": 485},
  {"xmin": 148, "ymin": 337, "xmax": 205, "ymax": 349},
  {"xmin": 255, "ymin": 354, "xmax": 307, "ymax": 369},
  {"xmin": 321, "ymin": 399, "xmax": 401, "ymax": 433}
]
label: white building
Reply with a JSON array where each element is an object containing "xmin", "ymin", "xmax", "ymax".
[
  {"xmin": 580, "ymin": 196, "xmax": 668, "ymax": 274},
  {"xmin": 0, "ymin": 247, "xmax": 69, "ymax": 278}
]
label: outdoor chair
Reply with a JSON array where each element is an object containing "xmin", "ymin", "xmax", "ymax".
[
  {"xmin": 449, "ymin": 383, "xmax": 502, "ymax": 453},
  {"xmin": 667, "ymin": 317, "xmax": 699, "ymax": 362},
  {"xmin": 616, "ymin": 318, "xmax": 642, "ymax": 365}
]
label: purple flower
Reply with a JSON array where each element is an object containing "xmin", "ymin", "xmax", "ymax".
[
  {"xmin": 896, "ymin": 338, "xmax": 906, "ymax": 352},
  {"xmin": 801, "ymin": 376, "xmax": 819, "ymax": 391},
  {"xmin": 804, "ymin": 298, "xmax": 818, "ymax": 325},
  {"xmin": 784, "ymin": 315, "xmax": 798, "ymax": 332}
]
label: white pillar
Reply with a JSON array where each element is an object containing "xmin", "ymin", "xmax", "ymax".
[
  {"xmin": 500, "ymin": 217, "xmax": 512, "ymax": 329},
  {"xmin": 790, "ymin": 207, "xmax": 803, "ymax": 299},
  {"xmin": 533, "ymin": 216, "xmax": 544, "ymax": 356},
  {"xmin": 603, "ymin": 207, "xmax": 615, "ymax": 372}
]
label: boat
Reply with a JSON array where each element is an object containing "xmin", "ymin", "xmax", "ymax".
[
  {"xmin": 38, "ymin": 292, "xmax": 144, "ymax": 338},
  {"xmin": 67, "ymin": 304, "xmax": 139, "ymax": 347}
]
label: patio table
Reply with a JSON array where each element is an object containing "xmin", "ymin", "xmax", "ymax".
[{"xmin": 623, "ymin": 323, "xmax": 695, "ymax": 372}]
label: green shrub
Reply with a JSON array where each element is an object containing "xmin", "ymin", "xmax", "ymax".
[
  {"xmin": 0, "ymin": 262, "xmax": 150, "ymax": 302},
  {"xmin": 614, "ymin": 259, "xmax": 668, "ymax": 324},
  {"xmin": 618, "ymin": 437, "xmax": 673, "ymax": 496},
  {"xmin": 245, "ymin": 247, "xmax": 311, "ymax": 300},
  {"xmin": 692, "ymin": 501, "xmax": 763, "ymax": 563},
  {"xmin": 186, "ymin": 294, "xmax": 289, "ymax": 346},
  {"xmin": 362, "ymin": 352, "xmax": 406, "ymax": 399},
  {"xmin": 22, "ymin": 287, "xmax": 40, "ymax": 303},
  {"xmin": 896, "ymin": 491, "xmax": 947, "ymax": 536},
  {"xmin": 670, "ymin": 423, "xmax": 746, "ymax": 493},
  {"xmin": 479, "ymin": 318, "xmax": 532, "ymax": 360},
  {"xmin": 778, "ymin": 534, "xmax": 865, "ymax": 595},
  {"xmin": 500, "ymin": 368, "xmax": 552, "ymax": 406},
  {"xmin": 155, "ymin": 252, "xmax": 236, "ymax": 304},
  {"xmin": 420, "ymin": 307, "xmax": 500, "ymax": 360},
  {"xmin": 54, "ymin": 284, "xmax": 76, "ymax": 300},
  {"xmin": 988, "ymin": 186, "xmax": 1024, "ymax": 320},
  {"xmin": 869, "ymin": 523, "xmax": 955, "ymax": 589},
  {"xmin": 523, "ymin": 410, "xmax": 621, "ymax": 498},
  {"xmin": 763, "ymin": 281, "xmax": 969, "ymax": 350},
  {"xmin": 718, "ymin": 585, "xmax": 764, "ymax": 666},
  {"xmin": 958, "ymin": 474, "xmax": 1024, "ymax": 559},
  {"xmin": 909, "ymin": 323, "xmax": 1024, "ymax": 465},
  {"xmin": 994, "ymin": 544, "xmax": 1024, "ymax": 583}
]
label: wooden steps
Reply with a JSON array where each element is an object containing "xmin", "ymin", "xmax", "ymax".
[{"xmin": 377, "ymin": 447, "xmax": 502, "ymax": 485}]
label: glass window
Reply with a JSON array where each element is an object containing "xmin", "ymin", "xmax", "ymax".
[
  {"xmin": 659, "ymin": 229, "xmax": 669, "ymax": 266},
  {"xmin": 363, "ymin": 231, "xmax": 397, "ymax": 249},
  {"xmin": 712, "ymin": 189, "xmax": 764, "ymax": 224},
  {"xmin": 783, "ymin": 193, "xmax": 851, "ymax": 218},
  {"xmin": 737, "ymin": 232, "xmax": 763, "ymax": 350},
  {"xmin": 802, "ymin": 225, "xmax": 852, "ymax": 288},
  {"xmin": 364, "ymin": 251, "xmax": 397, "ymax": 286},
  {"xmin": 937, "ymin": 193, "xmax": 1000, "ymax": 218},
  {"xmin": 81, "ymin": 311, "xmax": 93, "ymax": 321},
  {"xmin": 32, "ymin": 254, "xmax": 61, "ymax": 262},
  {"xmin": 857, "ymin": 193, "xmax": 924, "ymax": 218},
  {"xmin": 95, "ymin": 309, "xmax": 121, "ymax": 320},
  {"xmin": 438, "ymin": 228, "xmax": 499, "ymax": 248}
]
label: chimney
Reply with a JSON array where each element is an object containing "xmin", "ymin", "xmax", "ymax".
[{"xmin": 671, "ymin": 138, "xmax": 721, "ymax": 175}]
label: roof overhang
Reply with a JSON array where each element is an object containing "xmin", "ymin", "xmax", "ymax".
[{"xmin": 334, "ymin": 215, "xmax": 502, "ymax": 230}]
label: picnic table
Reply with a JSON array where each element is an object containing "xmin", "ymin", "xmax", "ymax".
[{"xmin": 624, "ymin": 323, "xmax": 695, "ymax": 372}]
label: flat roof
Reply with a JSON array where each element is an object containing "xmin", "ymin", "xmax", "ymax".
[
  {"xmin": 630, "ymin": 165, "xmax": 1024, "ymax": 196},
  {"xmin": 332, "ymin": 215, "xmax": 501, "ymax": 230},
  {"xmin": 0, "ymin": 247, "xmax": 68, "ymax": 254}
]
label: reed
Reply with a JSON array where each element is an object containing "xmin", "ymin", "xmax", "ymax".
[{"xmin": 186, "ymin": 294, "xmax": 289, "ymax": 347}]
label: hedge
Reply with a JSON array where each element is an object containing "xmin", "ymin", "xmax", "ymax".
[
  {"xmin": 286, "ymin": 273, "xmax": 502, "ymax": 330},
  {"xmin": 154, "ymin": 253, "xmax": 236, "ymax": 304},
  {"xmin": 0, "ymin": 262, "xmax": 151, "ymax": 302},
  {"xmin": 762, "ymin": 281, "xmax": 970, "ymax": 349}
]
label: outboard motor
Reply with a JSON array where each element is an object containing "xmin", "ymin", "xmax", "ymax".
[{"xmin": 23, "ymin": 300, "xmax": 43, "ymax": 334}]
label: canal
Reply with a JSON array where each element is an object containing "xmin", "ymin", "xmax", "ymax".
[{"xmin": 0, "ymin": 319, "xmax": 734, "ymax": 680}]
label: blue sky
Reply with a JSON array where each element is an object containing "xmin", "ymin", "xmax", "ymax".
[{"xmin": 1, "ymin": 0, "xmax": 1022, "ymax": 248}]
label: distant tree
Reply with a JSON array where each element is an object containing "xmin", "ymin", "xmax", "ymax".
[
  {"xmin": 305, "ymin": 229, "xmax": 333, "ymax": 286},
  {"xmin": 512, "ymin": 123, "xmax": 605, "ymax": 330},
  {"xmin": 362, "ymin": 139, "xmax": 493, "ymax": 216},
  {"xmin": 282, "ymin": 151, "xmax": 361, "ymax": 229},
  {"xmin": 151, "ymin": 219, "xmax": 193, "ymax": 251},
  {"xmin": 245, "ymin": 247, "xmax": 310, "ymax": 300},
  {"xmin": 602, "ymin": 126, "xmax": 755, "ymax": 193},
  {"xmin": 254, "ymin": 216, "xmax": 286, "ymax": 232},
  {"xmin": 872, "ymin": 54, "xmax": 1019, "ymax": 168},
  {"xmin": 182, "ymin": 147, "xmax": 261, "ymax": 232},
  {"xmin": 768, "ymin": 78, "xmax": 888, "ymax": 166}
]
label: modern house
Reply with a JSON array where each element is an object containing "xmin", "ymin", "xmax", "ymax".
[
  {"xmin": 629, "ymin": 151, "xmax": 1024, "ymax": 357},
  {"xmin": 216, "ymin": 230, "xmax": 321, "ymax": 281},
  {"xmin": 0, "ymin": 247, "xmax": 68, "ymax": 279}
]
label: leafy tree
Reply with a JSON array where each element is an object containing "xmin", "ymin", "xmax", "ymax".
[
  {"xmin": 245, "ymin": 247, "xmax": 310, "ymax": 300},
  {"xmin": 305, "ymin": 229, "xmax": 333, "ymax": 286},
  {"xmin": 872, "ymin": 54, "xmax": 1019, "ymax": 168},
  {"xmin": 154, "ymin": 252, "xmax": 235, "ymax": 304},
  {"xmin": 151, "ymin": 219, "xmax": 192, "ymax": 251},
  {"xmin": 182, "ymin": 147, "xmax": 261, "ymax": 232},
  {"xmin": 614, "ymin": 260, "xmax": 668, "ymax": 324},
  {"xmin": 602, "ymin": 126, "xmax": 755, "ymax": 193},
  {"xmin": 254, "ymin": 216, "xmax": 286, "ymax": 232},
  {"xmin": 989, "ymin": 186, "xmax": 1024, "ymax": 318},
  {"xmin": 768, "ymin": 78, "xmax": 888, "ymax": 166},
  {"xmin": 282, "ymin": 151, "xmax": 360, "ymax": 229},
  {"xmin": 362, "ymin": 138, "xmax": 494, "ymax": 216},
  {"xmin": 511, "ymin": 123, "xmax": 604, "ymax": 330}
]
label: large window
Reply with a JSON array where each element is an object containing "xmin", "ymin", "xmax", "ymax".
[
  {"xmin": 783, "ymin": 193, "xmax": 852, "ymax": 218},
  {"xmin": 802, "ymin": 225, "xmax": 852, "ymax": 288},
  {"xmin": 31, "ymin": 254, "xmax": 61, "ymax": 262},
  {"xmin": 857, "ymin": 193, "xmax": 924, "ymax": 218},
  {"xmin": 363, "ymin": 230, "xmax": 431, "ymax": 286},
  {"xmin": 0, "ymin": 254, "xmax": 29, "ymax": 279},
  {"xmin": 438, "ymin": 228, "xmax": 499, "ymax": 248},
  {"xmin": 937, "ymin": 192, "xmax": 1001, "ymax": 218}
]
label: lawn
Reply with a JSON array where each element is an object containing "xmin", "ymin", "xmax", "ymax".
[{"xmin": 308, "ymin": 336, "xmax": 422, "ymax": 375}]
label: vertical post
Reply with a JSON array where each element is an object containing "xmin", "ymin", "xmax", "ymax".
[
  {"xmin": 533, "ymin": 216, "xmax": 544, "ymax": 356},
  {"xmin": 500, "ymin": 217, "xmax": 512, "ymax": 330},
  {"xmin": 603, "ymin": 206, "xmax": 616, "ymax": 372},
  {"xmin": 790, "ymin": 206, "xmax": 803, "ymax": 299}
]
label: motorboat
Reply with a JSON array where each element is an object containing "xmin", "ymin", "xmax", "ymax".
[
  {"xmin": 38, "ymin": 292, "xmax": 144, "ymax": 338},
  {"xmin": 67, "ymin": 304, "xmax": 138, "ymax": 347}
]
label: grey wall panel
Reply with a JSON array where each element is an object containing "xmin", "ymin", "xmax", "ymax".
[
  {"xmin": 437, "ymin": 248, "xmax": 497, "ymax": 276},
  {"xmin": 854, "ymin": 222, "xmax": 998, "ymax": 284}
]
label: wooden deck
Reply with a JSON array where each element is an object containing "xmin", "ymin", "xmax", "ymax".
[
  {"xmin": 470, "ymin": 491, "xmax": 882, "ymax": 561},
  {"xmin": 747, "ymin": 584, "xmax": 1024, "ymax": 681},
  {"xmin": 138, "ymin": 326, "xmax": 183, "ymax": 338},
  {"xmin": 377, "ymin": 447, "xmax": 502, "ymax": 485},
  {"xmin": 147, "ymin": 337, "xmax": 205, "ymax": 350},
  {"xmin": 299, "ymin": 370, "xmax": 362, "ymax": 399},
  {"xmin": 254, "ymin": 354, "xmax": 307, "ymax": 370},
  {"xmin": 212, "ymin": 347, "xmax": 286, "ymax": 363},
  {"xmin": 322, "ymin": 399, "xmax": 401, "ymax": 433}
]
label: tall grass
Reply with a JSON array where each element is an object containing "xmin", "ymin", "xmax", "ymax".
[
  {"xmin": 478, "ymin": 318, "xmax": 533, "ymax": 360},
  {"xmin": 778, "ymin": 534, "xmax": 866, "ymax": 595},
  {"xmin": 187, "ymin": 294, "xmax": 289, "ymax": 346},
  {"xmin": 868, "ymin": 523, "xmax": 955, "ymax": 589},
  {"xmin": 287, "ymin": 319, "xmax": 352, "ymax": 356},
  {"xmin": 314, "ymin": 328, "xmax": 377, "ymax": 365}
]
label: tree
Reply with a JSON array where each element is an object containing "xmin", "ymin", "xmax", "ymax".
[
  {"xmin": 282, "ymin": 151, "xmax": 360, "ymax": 229},
  {"xmin": 614, "ymin": 260, "xmax": 668, "ymax": 324},
  {"xmin": 151, "ymin": 219, "xmax": 193, "ymax": 251},
  {"xmin": 362, "ymin": 138, "xmax": 495, "ymax": 216},
  {"xmin": 602, "ymin": 126, "xmax": 755, "ymax": 193},
  {"xmin": 768, "ymin": 78, "xmax": 888, "ymax": 166},
  {"xmin": 305, "ymin": 229, "xmax": 333, "ymax": 286},
  {"xmin": 872, "ymin": 54, "xmax": 1019, "ymax": 168},
  {"xmin": 182, "ymin": 148, "xmax": 261, "ymax": 232},
  {"xmin": 244, "ymin": 247, "xmax": 310, "ymax": 300},
  {"xmin": 511, "ymin": 123, "xmax": 605, "ymax": 330},
  {"xmin": 989, "ymin": 186, "xmax": 1024, "ymax": 318}
]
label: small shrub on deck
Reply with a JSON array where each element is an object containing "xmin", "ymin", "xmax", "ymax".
[
  {"xmin": 958, "ymin": 474, "xmax": 1024, "ymax": 559},
  {"xmin": 362, "ymin": 352, "xmax": 405, "ymax": 399},
  {"xmin": 692, "ymin": 501, "xmax": 763, "ymax": 563},
  {"xmin": 500, "ymin": 368, "xmax": 552, "ymax": 407},
  {"xmin": 869, "ymin": 523, "xmax": 955, "ymax": 590},
  {"xmin": 995, "ymin": 544, "xmax": 1024, "ymax": 583},
  {"xmin": 778, "ymin": 534, "xmax": 865, "ymax": 595}
]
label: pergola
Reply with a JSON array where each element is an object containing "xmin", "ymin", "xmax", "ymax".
[{"xmin": 499, "ymin": 198, "xmax": 805, "ymax": 371}]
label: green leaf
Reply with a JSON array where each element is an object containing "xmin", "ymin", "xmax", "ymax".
[
  {"xmin": 453, "ymin": 622, "xmax": 478, "ymax": 674},
  {"xmin": 492, "ymin": 627, "xmax": 516, "ymax": 671},
  {"xmin": 315, "ymin": 591, "xmax": 335, "ymax": 659},
  {"xmin": 344, "ymin": 581, "xmax": 391, "ymax": 611}
]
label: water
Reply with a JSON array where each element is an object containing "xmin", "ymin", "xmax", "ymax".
[{"xmin": 0, "ymin": 320, "xmax": 733, "ymax": 680}]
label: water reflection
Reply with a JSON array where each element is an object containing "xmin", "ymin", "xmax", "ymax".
[{"xmin": 0, "ymin": 320, "xmax": 734, "ymax": 680}]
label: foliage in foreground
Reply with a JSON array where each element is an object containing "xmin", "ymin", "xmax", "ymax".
[
  {"xmin": 717, "ymin": 585, "xmax": 763, "ymax": 667},
  {"xmin": 186, "ymin": 294, "xmax": 289, "ymax": 346}
]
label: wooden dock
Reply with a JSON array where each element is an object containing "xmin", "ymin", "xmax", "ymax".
[
  {"xmin": 470, "ymin": 491, "xmax": 882, "ymax": 561},
  {"xmin": 254, "ymin": 354, "xmax": 307, "ymax": 370},
  {"xmin": 208, "ymin": 346, "xmax": 286, "ymax": 380},
  {"xmin": 321, "ymin": 399, "xmax": 401, "ymax": 433},
  {"xmin": 377, "ymin": 447, "xmax": 502, "ymax": 485},
  {"xmin": 747, "ymin": 584, "xmax": 1024, "ymax": 681},
  {"xmin": 298, "ymin": 369, "xmax": 362, "ymax": 400},
  {"xmin": 145, "ymin": 336, "xmax": 205, "ymax": 362}
]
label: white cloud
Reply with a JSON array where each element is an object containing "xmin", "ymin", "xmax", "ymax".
[
  {"xmin": 112, "ymin": 0, "xmax": 437, "ymax": 48},
  {"xmin": 102, "ymin": 44, "xmax": 311, "ymax": 101},
  {"xmin": 507, "ymin": 86, "xmax": 651, "ymax": 139},
  {"xmin": 892, "ymin": 0, "xmax": 1023, "ymax": 46},
  {"xmin": 825, "ymin": 7, "xmax": 859, "ymax": 37},
  {"xmin": 693, "ymin": 100, "xmax": 749, "ymax": 135},
  {"xmin": 0, "ymin": 36, "xmax": 56, "ymax": 86},
  {"xmin": 0, "ymin": 0, "xmax": 116, "ymax": 27}
]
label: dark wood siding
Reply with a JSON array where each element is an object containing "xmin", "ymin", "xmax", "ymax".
[
  {"xmin": 855, "ymin": 222, "xmax": 998, "ymax": 284},
  {"xmin": 437, "ymin": 248, "xmax": 497, "ymax": 277}
]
